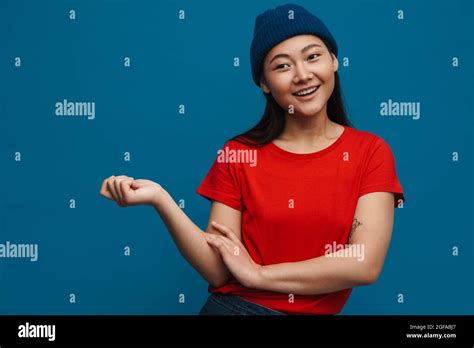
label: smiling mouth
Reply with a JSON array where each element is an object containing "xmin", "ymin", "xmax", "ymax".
[{"xmin": 292, "ymin": 85, "xmax": 321, "ymax": 97}]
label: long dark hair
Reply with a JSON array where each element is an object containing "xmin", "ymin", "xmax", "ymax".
[{"xmin": 231, "ymin": 38, "xmax": 354, "ymax": 146}]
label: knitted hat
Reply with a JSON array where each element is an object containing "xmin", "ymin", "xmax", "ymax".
[{"xmin": 250, "ymin": 3, "xmax": 338, "ymax": 86}]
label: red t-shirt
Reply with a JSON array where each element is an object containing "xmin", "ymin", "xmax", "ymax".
[{"xmin": 196, "ymin": 125, "xmax": 405, "ymax": 314}]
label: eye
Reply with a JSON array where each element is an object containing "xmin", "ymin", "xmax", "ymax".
[
  {"xmin": 308, "ymin": 53, "xmax": 320, "ymax": 61},
  {"xmin": 275, "ymin": 63, "xmax": 290, "ymax": 70}
]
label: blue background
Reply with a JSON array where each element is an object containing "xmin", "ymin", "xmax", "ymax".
[{"xmin": 0, "ymin": 0, "xmax": 472, "ymax": 314}]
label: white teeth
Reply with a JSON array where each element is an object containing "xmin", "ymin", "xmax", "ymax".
[{"xmin": 295, "ymin": 86, "xmax": 318, "ymax": 96}]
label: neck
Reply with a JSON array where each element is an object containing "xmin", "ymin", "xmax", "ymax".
[{"xmin": 280, "ymin": 106, "xmax": 333, "ymax": 142}]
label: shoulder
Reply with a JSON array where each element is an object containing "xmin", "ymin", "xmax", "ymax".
[
  {"xmin": 345, "ymin": 127, "xmax": 400, "ymax": 165},
  {"xmin": 347, "ymin": 126, "xmax": 391, "ymax": 149},
  {"xmin": 221, "ymin": 138, "xmax": 263, "ymax": 151}
]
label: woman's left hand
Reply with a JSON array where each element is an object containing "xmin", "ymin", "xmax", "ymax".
[{"xmin": 204, "ymin": 221, "xmax": 263, "ymax": 289}]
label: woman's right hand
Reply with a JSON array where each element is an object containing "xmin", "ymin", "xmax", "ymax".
[{"xmin": 99, "ymin": 175, "xmax": 165, "ymax": 207}]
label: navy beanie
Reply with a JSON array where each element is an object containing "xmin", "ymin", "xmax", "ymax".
[{"xmin": 250, "ymin": 3, "xmax": 338, "ymax": 87}]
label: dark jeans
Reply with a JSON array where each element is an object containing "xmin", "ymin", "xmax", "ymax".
[{"xmin": 198, "ymin": 293, "xmax": 286, "ymax": 315}]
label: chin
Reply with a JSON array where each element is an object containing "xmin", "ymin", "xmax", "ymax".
[{"xmin": 295, "ymin": 105, "xmax": 324, "ymax": 117}]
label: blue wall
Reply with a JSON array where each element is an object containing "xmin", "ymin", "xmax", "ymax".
[{"xmin": 0, "ymin": 0, "xmax": 472, "ymax": 314}]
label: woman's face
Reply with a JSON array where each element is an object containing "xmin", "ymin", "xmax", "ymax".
[{"xmin": 260, "ymin": 35, "xmax": 338, "ymax": 117}]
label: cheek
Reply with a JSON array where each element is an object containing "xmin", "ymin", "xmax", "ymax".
[
  {"xmin": 268, "ymin": 74, "xmax": 292, "ymax": 92},
  {"xmin": 322, "ymin": 74, "xmax": 336, "ymax": 96},
  {"xmin": 268, "ymin": 78, "xmax": 294, "ymax": 105},
  {"xmin": 322, "ymin": 62, "xmax": 336, "ymax": 84},
  {"xmin": 272, "ymin": 90, "xmax": 295, "ymax": 111},
  {"xmin": 316, "ymin": 64, "xmax": 336, "ymax": 94}
]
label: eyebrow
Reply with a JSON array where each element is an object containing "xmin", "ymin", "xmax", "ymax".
[{"xmin": 269, "ymin": 43, "xmax": 322, "ymax": 64}]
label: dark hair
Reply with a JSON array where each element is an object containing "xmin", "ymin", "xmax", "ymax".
[{"xmin": 230, "ymin": 37, "xmax": 353, "ymax": 146}]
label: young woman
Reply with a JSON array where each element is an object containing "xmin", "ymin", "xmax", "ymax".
[{"xmin": 99, "ymin": 3, "xmax": 405, "ymax": 315}]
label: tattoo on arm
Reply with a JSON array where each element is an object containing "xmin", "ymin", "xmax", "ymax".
[{"xmin": 348, "ymin": 218, "xmax": 363, "ymax": 243}]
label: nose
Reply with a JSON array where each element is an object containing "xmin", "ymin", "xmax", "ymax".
[{"xmin": 293, "ymin": 63, "xmax": 314, "ymax": 84}]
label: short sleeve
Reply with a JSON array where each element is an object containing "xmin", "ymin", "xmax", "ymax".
[
  {"xmin": 196, "ymin": 141, "xmax": 243, "ymax": 211},
  {"xmin": 359, "ymin": 137, "xmax": 405, "ymax": 208}
]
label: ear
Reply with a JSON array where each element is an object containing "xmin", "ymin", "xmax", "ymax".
[
  {"xmin": 260, "ymin": 75, "xmax": 271, "ymax": 94},
  {"xmin": 332, "ymin": 53, "xmax": 339, "ymax": 72}
]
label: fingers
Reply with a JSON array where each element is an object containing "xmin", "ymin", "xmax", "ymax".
[
  {"xmin": 107, "ymin": 176, "xmax": 124, "ymax": 205},
  {"xmin": 205, "ymin": 233, "xmax": 233, "ymax": 255},
  {"xmin": 115, "ymin": 175, "xmax": 134, "ymax": 206},
  {"xmin": 114, "ymin": 177, "xmax": 127, "ymax": 206},
  {"xmin": 120, "ymin": 178, "xmax": 134, "ymax": 205},
  {"xmin": 101, "ymin": 175, "xmax": 133, "ymax": 206},
  {"xmin": 211, "ymin": 221, "xmax": 240, "ymax": 244},
  {"xmin": 100, "ymin": 176, "xmax": 115, "ymax": 200}
]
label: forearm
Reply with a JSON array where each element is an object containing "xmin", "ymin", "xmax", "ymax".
[
  {"xmin": 256, "ymin": 247, "xmax": 374, "ymax": 296},
  {"xmin": 153, "ymin": 189, "xmax": 231, "ymax": 287}
]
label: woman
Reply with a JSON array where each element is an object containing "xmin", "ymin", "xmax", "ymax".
[{"xmin": 99, "ymin": 3, "xmax": 405, "ymax": 315}]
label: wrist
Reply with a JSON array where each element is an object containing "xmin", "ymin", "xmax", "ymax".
[
  {"xmin": 253, "ymin": 265, "xmax": 267, "ymax": 290},
  {"xmin": 151, "ymin": 186, "xmax": 168, "ymax": 208}
]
